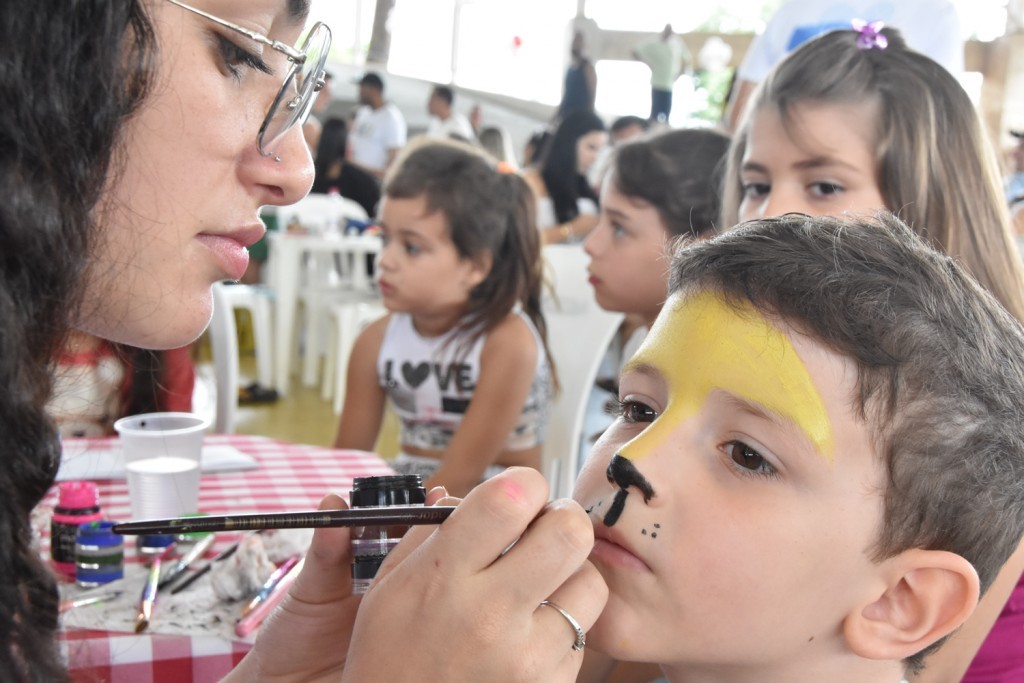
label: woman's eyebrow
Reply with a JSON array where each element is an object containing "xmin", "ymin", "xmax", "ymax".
[{"xmin": 287, "ymin": 0, "xmax": 310, "ymax": 23}]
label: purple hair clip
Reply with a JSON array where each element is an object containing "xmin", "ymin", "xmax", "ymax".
[{"xmin": 852, "ymin": 19, "xmax": 888, "ymax": 50}]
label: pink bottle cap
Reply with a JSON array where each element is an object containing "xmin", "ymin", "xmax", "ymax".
[{"xmin": 57, "ymin": 481, "xmax": 98, "ymax": 509}]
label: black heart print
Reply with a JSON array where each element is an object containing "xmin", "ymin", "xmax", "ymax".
[{"xmin": 402, "ymin": 361, "xmax": 431, "ymax": 388}]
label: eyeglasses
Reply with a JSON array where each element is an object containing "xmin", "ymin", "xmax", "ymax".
[{"xmin": 165, "ymin": 0, "xmax": 332, "ymax": 157}]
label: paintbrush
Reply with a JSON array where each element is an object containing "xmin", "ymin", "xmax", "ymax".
[
  {"xmin": 157, "ymin": 532, "xmax": 216, "ymax": 591},
  {"xmin": 112, "ymin": 506, "xmax": 456, "ymax": 536},
  {"xmin": 240, "ymin": 553, "xmax": 302, "ymax": 618},
  {"xmin": 59, "ymin": 588, "xmax": 124, "ymax": 613},
  {"xmin": 234, "ymin": 557, "xmax": 305, "ymax": 638},
  {"xmin": 169, "ymin": 533, "xmax": 250, "ymax": 595},
  {"xmin": 134, "ymin": 546, "xmax": 175, "ymax": 633}
]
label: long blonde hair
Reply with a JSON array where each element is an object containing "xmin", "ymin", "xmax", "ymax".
[{"xmin": 721, "ymin": 27, "xmax": 1024, "ymax": 321}]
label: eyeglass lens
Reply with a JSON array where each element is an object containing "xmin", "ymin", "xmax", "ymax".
[{"xmin": 259, "ymin": 22, "xmax": 331, "ymax": 156}]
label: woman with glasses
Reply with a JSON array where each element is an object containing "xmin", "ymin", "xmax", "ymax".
[{"xmin": 2, "ymin": 1, "xmax": 602, "ymax": 680}]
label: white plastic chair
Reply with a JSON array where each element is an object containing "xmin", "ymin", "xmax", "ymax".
[
  {"xmin": 323, "ymin": 298, "xmax": 388, "ymax": 414},
  {"xmin": 272, "ymin": 193, "xmax": 370, "ymax": 235},
  {"xmin": 207, "ymin": 281, "xmax": 276, "ymax": 433},
  {"xmin": 208, "ymin": 282, "xmax": 241, "ymax": 433},
  {"xmin": 540, "ymin": 244, "xmax": 623, "ymax": 500},
  {"xmin": 298, "ymin": 237, "xmax": 381, "ymax": 388},
  {"xmin": 272, "ymin": 194, "xmax": 375, "ymax": 390}
]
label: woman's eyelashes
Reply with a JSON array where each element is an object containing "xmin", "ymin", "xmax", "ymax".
[
  {"xmin": 214, "ymin": 34, "xmax": 271, "ymax": 80},
  {"xmin": 723, "ymin": 440, "xmax": 779, "ymax": 479}
]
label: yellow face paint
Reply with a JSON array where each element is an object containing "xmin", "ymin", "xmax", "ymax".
[{"xmin": 621, "ymin": 290, "xmax": 834, "ymax": 462}]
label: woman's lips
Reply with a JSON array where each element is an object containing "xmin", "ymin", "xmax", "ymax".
[{"xmin": 196, "ymin": 224, "xmax": 264, "ymax": 281}]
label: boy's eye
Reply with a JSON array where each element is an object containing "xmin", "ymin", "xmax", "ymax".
[
  {"xmin": 215, "ymin": 34, "xmax": 271, "ymax": 80},
  {"xmin": 404, "ymin": 242, "xmax": 422, "ymax": 256},
  {"xmin": 726, "ymin": 441, "xmax": 777, "ymax": 477},
  {"xmin": 611, "ymin": 222, "xmax": 627, "ymax": 238},
  {"xmin": 611, "ymin": 399, "xmax": 658, "ymax": 424}
]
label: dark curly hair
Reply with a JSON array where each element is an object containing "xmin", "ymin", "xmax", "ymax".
[{"xmin": 0, "ymin": 2, "xmax": 154, "ymax": 678}]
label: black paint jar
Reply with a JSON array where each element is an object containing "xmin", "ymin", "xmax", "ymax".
[{"xmin": 349, "ymin": 475, "xmax": 426, "ymax": 594}]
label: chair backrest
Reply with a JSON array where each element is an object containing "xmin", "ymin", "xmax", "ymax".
[
  {"xmin": 208, "ymin": 281, "xmax": 240, "ymax": 434},
  {"xmin": 540, "ymin": 244, "xmax": 623, "ymax": 499},
  {"xmin": 275, "ymin": 194, "xmax": 369, "ymax": 233}
]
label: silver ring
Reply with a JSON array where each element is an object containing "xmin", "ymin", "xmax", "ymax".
[
  {"xmin": 274, "ymin": 155, "xmax": 282, "ymax": 163},
  {"xmin": 539, "ymin": 600, "xmax": 586, "ymax": 651}
]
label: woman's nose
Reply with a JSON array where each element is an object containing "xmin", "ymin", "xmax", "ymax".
[{"xmin": 245, "ymin": 125, "xmax": 315, "ymax": 207}]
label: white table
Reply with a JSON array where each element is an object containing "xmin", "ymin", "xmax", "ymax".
[{"xmin": 266, "ymin": 231, "xmax": 382, "ymax": 395}]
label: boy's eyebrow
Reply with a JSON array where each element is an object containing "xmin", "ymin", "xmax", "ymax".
[
  {"xmin": 718, "ymin": 392, "xmax": 819, "ymax": 456},
  {"xmin": 620, "ymin": 360, "xmax": 662, "ymax": 382}
]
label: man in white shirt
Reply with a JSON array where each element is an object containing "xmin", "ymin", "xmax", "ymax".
[
  {"xmin": 425, "ymin": 85, "xmax": 476, "ymax": 142},
  {"xmin": 724, "ymin": 0, "xmax": 963, "ymax": 131},
  {"xmin": 349, "ymin": 72, "xmax": 408, "ymax": 179},
  {"xmin": 633, "ymin": 24, "xmax": 691, "ymax": 123}
]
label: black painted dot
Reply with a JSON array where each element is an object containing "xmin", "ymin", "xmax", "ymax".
[
  {"xmin": 641, "ymin": 529, "xmax": 647, "ymax": 535},
  {"xmin": 651, "ymin": 532, "xmax": 657, "ymax": 538},
  {"xmin": 653, "ymin": 523, "xmax": 661, "ymax": 529}
]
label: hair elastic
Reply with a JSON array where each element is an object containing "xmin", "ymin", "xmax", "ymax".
[
  {"xmin": 852, "ymin": 19, "xmax": 887, "ymax": 50},
  {"xmin": 495, "ymin": 160, "xmax": 517, "ymax": 174}
]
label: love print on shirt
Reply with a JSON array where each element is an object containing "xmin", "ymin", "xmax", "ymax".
[{"xmin": 383, "ymin": 360, "xmax": 475, "ymax": 392}]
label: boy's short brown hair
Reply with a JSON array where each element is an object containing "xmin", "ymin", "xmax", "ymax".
[{"xmin": 670, "ymin": 213, "xmax": 1024, "ymax": 664}]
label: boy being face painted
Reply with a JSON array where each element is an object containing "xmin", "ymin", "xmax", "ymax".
[
  {"xmin": 575, "ymin": 289, "xmax": 888, "ymax": 676},
  {"xmin": 570, "ymin": 213, "xmax": 1019, "ymax": 682}
]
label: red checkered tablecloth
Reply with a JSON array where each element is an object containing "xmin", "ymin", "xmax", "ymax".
[{"xmin": 39, "ymin": 434, "xmax": 394, "ymax": 683}]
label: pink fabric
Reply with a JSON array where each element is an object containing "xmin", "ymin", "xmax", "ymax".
[{"xmin": 962, "ymin": 572, "xmax": 1024, "ymax": 682}]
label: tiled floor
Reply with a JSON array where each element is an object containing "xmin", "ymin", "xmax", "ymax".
[{"xmin": 193, "ymin": 341, "xmax": 339, "ymax": 448}]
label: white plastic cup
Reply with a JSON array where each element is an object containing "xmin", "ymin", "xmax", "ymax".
[
  {"xmin": 125, "ymin": 456, "xmax": 201, "ymax": 520},
  {"xmin": 113, "ymin": 412, "xmax": 209, "ymax": 467}
]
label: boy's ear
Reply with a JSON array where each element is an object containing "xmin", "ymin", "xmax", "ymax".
[{"xmin": 844, "ymin": 549, "xmax": 980, "ymax": 662}]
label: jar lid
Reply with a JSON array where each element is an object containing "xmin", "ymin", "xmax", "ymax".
[
  {"xmin": 76, "ymin": 520, "xmax": 122, "ymax": 546},
  {"xmin": 350, "ymin": 475, "xmax": 426, "ymax": 508},
  {"xmin": 57, "ymin": 481, "xmax": 99, "ymax": 509},
  {"xmin": 138, "ymin": 534, "xmax": 176, "ymax": 549}
]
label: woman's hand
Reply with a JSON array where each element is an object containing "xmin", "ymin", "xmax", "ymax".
[{"xmin": 342, "ymin": 467, "xmax": 608, "ymax": 683}]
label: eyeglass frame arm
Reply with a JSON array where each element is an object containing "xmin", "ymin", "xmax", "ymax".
[{"xmin": 165, "ymin": 0, "xmax": 306, "ymax": 63}]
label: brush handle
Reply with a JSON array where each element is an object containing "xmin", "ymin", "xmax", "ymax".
[{"xmin": 112, "ymin": 505, "xmax": 455, "ymax": 535}]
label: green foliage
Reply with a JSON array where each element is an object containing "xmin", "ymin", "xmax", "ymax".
[{"xmin": 690, "ymin": 67, "xmax": 736, "ymax": 124}]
